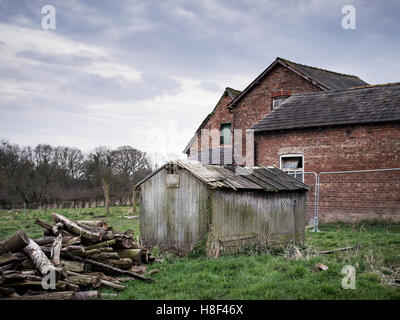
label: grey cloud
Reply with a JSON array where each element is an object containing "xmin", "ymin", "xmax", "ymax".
[
  {"xmin": 15, "ymin": 50, "xmax": 106, "ymax": 66},
  {"xmin": 64, "ymin": 72, "xmax": 182, "ymax": 102},
  {"xmin": 1, "ymin": 0, "xmax": 400, "ymax": 154},
  {"xmin": 197, "ymin": 80, "xmax": 223, "ymax": 92}
]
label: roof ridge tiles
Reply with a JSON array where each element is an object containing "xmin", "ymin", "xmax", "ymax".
[{"xmin": 277, "ymin": 57, "xmax": 362, "ymax": 79}]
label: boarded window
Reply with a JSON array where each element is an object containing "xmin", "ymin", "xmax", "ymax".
[
  {"xmin": 220, "ymin": 123, "xmax": 231, "ymax": 145},
  {"xmin": 281, "ymin": 156, "xmax": 304, "ymax": 182},
  {"xmin": 166, "ymin": 174, "xmax": 180, "ymax": 188},
  {"xmin": 272, "ymin": 96, "xmax": 288, "ymax": 110}
]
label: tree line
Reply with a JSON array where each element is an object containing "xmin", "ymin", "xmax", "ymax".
[{"xmin": 0, "ymin": 140, "xmax": 153, "ymax": 209}]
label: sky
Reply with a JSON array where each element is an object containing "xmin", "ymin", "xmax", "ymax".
[{"xmin": 0, "ymin": 0, "xmax": 399, "ymax": 165}]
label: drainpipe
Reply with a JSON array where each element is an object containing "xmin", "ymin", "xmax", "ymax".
[{"xmin": 298, "ymin": 172, "xmax": 319, "ymax": 232}]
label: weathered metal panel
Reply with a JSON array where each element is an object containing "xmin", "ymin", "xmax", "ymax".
[
  {"xmin": 207, "ymin": 190, "xmax": 306, "ymax": 255},
  {"xmin": 139, "ymin": 167, "xmax": 210, "ymax": 251}
]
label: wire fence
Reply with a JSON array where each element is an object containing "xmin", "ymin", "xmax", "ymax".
[
  {"xmin": 1, "ymin": 168, "xmax": 399, "ymax": 229},
  {"xmin": 0, "ymin": 199, "xmax": 133, "ymax": 212}
]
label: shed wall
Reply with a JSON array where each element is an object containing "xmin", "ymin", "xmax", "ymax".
[
  {"xmin": 139, "ymin": 168, "xmax": 210, "ymax": 251},
  {"xmin": 208, "ymin": 190, "xmax": 306, "ymax": 255}
]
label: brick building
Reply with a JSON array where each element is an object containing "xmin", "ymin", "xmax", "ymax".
[{"xmin": 184, "ymin": 57, "xmax": 400, "ymax": 222}]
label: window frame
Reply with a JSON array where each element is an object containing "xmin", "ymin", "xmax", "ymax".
[
  {"xmin": 279, "ymin": 154, "xmax": 304, "ymax": 183},
  {"xmin": 220, "ymin": 122, "xmax": 232, "ymax": 145},
  {"xmin": 272, "ymin": 96, "xmax": 289, "ymax": 110}
]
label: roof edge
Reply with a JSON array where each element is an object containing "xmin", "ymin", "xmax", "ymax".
[{"xmin": 227, "ymin": 57, "xmax": 330, "ymax": 110}]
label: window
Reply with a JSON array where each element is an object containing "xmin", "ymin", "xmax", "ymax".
[
  {"xmin": 220, "ymin": 123, "xmax": 231, "ymax": 145},
  {"xmin": 280, "ymin": 155, "xmax": 304, "ymax": 182},
  {"xmin": 272, "ymin": 96, "xmax": 288, "ymax": 110}
]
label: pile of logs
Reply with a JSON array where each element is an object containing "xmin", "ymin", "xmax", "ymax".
[{"xmin": 0, "ymin": 213, "xmax": 155, "ymax": 300}]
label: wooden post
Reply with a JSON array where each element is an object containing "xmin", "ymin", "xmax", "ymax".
[
  {"xmin": 102, "ymin": 178, "xmax": 110, "ymax": 215},
  {"xmin": 132, "ymin": 187, "xmax": 136, "ymax": 215}
]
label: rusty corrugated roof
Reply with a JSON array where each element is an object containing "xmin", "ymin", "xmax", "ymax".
[{"xmin": 136, "ymin": 160, "xmax": 309, "ymax": 191}]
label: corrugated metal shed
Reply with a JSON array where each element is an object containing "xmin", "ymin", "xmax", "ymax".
[
  {"xmin": 136, "ymin": 160, "xmax": 309, "ymax": 256},
  {"xmin": 136, "ymin": 159, "xmax": 309, "ymax": 192}
]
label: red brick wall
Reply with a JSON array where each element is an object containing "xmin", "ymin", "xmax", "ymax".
[
  {"xmin": 255, "ymin": 122, "xmax": 400, "ymax": 222},
  {"xmin": 232, "ymin": 64, "xmax": 322, "ymax": 159},
  {"xmin": 188, "ymin": 93, "xmax": 233, "ymax": 157}
]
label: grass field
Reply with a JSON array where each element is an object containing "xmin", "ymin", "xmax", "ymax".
[{"xmin": 1, "ymin": 207, "xmax": 399, "ymax": 300}]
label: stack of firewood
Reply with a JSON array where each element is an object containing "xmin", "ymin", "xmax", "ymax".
[{"xmin": 0, "ymin": 213, "xmax": 155, "ymax": 300}]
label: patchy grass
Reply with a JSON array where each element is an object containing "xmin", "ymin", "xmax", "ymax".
[
  {"xmin": 0, "ymin": 206, "xmax": 140, "ymax": 242},
  {"xmin": 104, "ymin": 221, "xmax": 400, "ymax": 300},
  {"xmin": 0, "ymin": 210, "xmax": 399, "ymax": 299}
]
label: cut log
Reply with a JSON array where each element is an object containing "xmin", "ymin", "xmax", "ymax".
[
  {"xmin": 78, "ymin": 221, "xmax": 108, "ymax": 228},
  {"xmin": 0, "ymin": 286, "xmax": 18, "ymax": 298},
  {"xmin": 61, "ymin": 259, "xmax": 85, "ymax": 273},
  {"xmin": 84, "ymin": 248, "xmax": 101, "ymax": 255},
  {"xmin": 0, "ymin": 252, "xmax": 27, "ymax": 266},
  {"xmin": 51, "ymin": 213, "xmax": 103, "ymax": 242},
  {"xmin": 61, "ymin": 245, "xmax": 85, "ymax": 254},
  {"xmin": 2, "ymin": 291, "xmax": 77, "ymax": 300},
  {"xmin": 90, "ymin": 252, "xmax": 119, "ymax": 261},
  {"xmin": 84, "ymin": 239, "xmax": 116, "ymax": 251},
  {"xmin": 65, "ymin": 274, "xmax": 103, "ymax": 288},
  {"xmin": 117, "ymin": 249, "xmax": 141, "ymax": 264},
  {"xmin": 64, "ymin": 253, "xmax": 154, "ymax": 283},
  {"xmin": 74, "ymin": 290, "xmax": 102, "ymax": 300},
  {"xmin": 50, "ymin": 234, "xmax": 63, "ymax": 266},
  {"xmin": 101, "ymin": 279, "xmax": 125, "ymax": 291},
  {"xmin": 33, "ymin": 236, "xmax": 55, "ymax": 246},
  {"xmin": 52, "ymin": 222, "xmax": 64, "ymax": 236},
  {"xmin": 106, "ymin": 258, "xmax": 133, "ymax": 270},
  {"xmin": 319, "ymin": 246, "xmax": 354, "ymax": 254},
  {"xmin": 124, "ymin": 229, "xmax": 135, "ymax": 236},
  {"xmin": 34, "ymin": 219, "xmax": 54, "ymax": 233},
  {"xmin": 0, "ymin": 273, "xmax": 42, "ymax": 283},
  {"xmin": 0, "ymin": 230, "xmax": 30, "ymax": 255},
  {"xmin": 115, "ymin": 237, "xmax": 136, "ymax": 249},
  {"xmin": 62, "ymin": 236, "xmax": 81, "ymax": 247},
  {"xmin": 57, "ymin": 280, "xmax": 79, "ymax": 292},
  {"xmin": 23, "ymin": 239, "xmax": 58, "ymax": 277},
  {"xmin": 34, "ymin": 236, "xmax": 79, "ymax": 247},
  {"xmin": 131, "ymin": 265, "xmax": 147, "ymax": 274},
  {"xmin": 0, "ymin": 263, "xmax": 16, "ymax": 273},
  {"xmin": 116, "ymin": 277, "xmax": 131, "ymax": 282},
  {"xmin": 148, "ymin": 269, "xmax": 159, "ymax": 275},
  {"xmin": 17, "ymin": 259, "xmax": 34, "ymax": 270}
]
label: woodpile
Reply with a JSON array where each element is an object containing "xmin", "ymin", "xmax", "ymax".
[{"xmin": 0, "ymin": 213, "xmax": 155, "ymax": 300}]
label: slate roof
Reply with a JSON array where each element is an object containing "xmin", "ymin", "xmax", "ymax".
[
  {"xmin": 279, "ymin": 58, "xmax": 368, "ymax": 91},
  {"xmin": 251, "ymin": 83, "xmax": 400, "ymax": 133},
  {"xmin": 228, "ymin": 57, "xmax": 368, "ymax": 109},
  {"xmin": 136, "ymin": 160, "xmax": 309, "ymax": 191},
  {"xmin": 183, "ymin": 87, "xmax": 241, "ymax": 153}
]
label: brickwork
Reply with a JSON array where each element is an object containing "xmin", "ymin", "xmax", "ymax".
[
  {"xmin": 255, "ymin": 123, "xmax": 400, "ymax": 222},
  {"xmin": 231, "ymin": 64, "xmax": 322, "ymax": 159}
]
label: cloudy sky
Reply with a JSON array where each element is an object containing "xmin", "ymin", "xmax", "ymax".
[{"xmin": 0, "ymin": 0, "xmax": 399, "ymax": 164}]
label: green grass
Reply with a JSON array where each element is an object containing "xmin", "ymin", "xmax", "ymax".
[
  {"xmin": 0, "ymin": 206, "xmax": 140, "ymax": 241},
  {"xmin": 105, "ymin": 221, "xmax": 400, "ymax": 300},
  {"xmin": 0, "ymin": 208, "xmax": 399, "ymax": 299}
]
